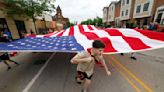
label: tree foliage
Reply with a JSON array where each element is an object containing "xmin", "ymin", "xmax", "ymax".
[
  {"xmin": 4, "ymin": 0, "xmax": 55, "ymax": 18},
  {"xmin": 80, "ymin": 17, "xmax": 103, "ymax": 27},
  {"xmin": 65, "ymin": 21, "xmax": 74, "ymax": 28},
  {"xmin": 3, "ymin": 0, "xmax": 55, "ymax": 33}
]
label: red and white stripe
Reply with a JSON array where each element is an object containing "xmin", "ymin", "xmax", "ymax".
[
  {"xmin": 41, "ymin": 25, "xmax": 164, "ymax": 54},
  {"xmin": 36, "ymin": 30, "xmax": 65, "ymax": 37}
]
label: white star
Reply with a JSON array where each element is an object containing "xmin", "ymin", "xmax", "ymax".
[
  {"xmin": 41, "ymin": 44, "xmax": 46, "ymax": 46},
  {"xmin": 26, "ymin": 44, "xmax": 31, "ymax": 46},
  {"xmin": 53, "ymin": 47, "xmax": 58, "ymax": 49},
  {"xmin": 61, "ymin": 48, "xmax": 67, "ymax": 50},
  {"xmin": 48, "ymin": 46, "xmax": 52, "ymax": 48},
  {"xmin": 20, "ymin": 43, "xmax": 26, "ymax": 45},
  {"xmin": 56, "ymin": 43, "xmax": 59, "ymax": 46},
  {"xmin": 71, "ymin": 48, "xmax": 77, "ymax": 50},
  {"xmin": 68, "ymin": 41, "xmax": 73, "ymax": 43},
  {"xmin": 32, "ymin": 46, "xmax": 36, "ymax": 48},
  {"xmin": 62, "ymin": 44, "xmax": 66, "ymax": 46},
  {"xmin": 69, "ymin": 44, "xmax": 74, "ymax": 46},
  {"xmin": 8, "ymin": 44, "xmax": 14, "ymax": 46}
]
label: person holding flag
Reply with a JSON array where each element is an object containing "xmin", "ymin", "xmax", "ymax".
[
  {"xmin": 0, "ymin": 52, "xmax": 19, "ymax": 71},
  {"xmin": 70, "ymin": 40, "xmax": 111, "ymax": 92}
]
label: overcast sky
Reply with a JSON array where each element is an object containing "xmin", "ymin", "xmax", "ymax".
[{"xmin": 55, "ymin": 0, "xmax": 113, "ymax": 23}]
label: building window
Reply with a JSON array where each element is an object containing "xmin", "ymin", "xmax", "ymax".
[
  {"xmin": 143, "ymin": 2, "xmax": 149, "ymax": 11},
  {"xmin": 156, "ymin": 13, "xmax": 163, "ymax": 24},
  {"xmin": 136, "ymin": 5, "xmax": 141, "ymax": 13},
  {"xmin": 109, "ymin": 15, "xmax": 110, "ymax": 19},
  {"xmin": 122, "ymin": 11, "xmax": 124, "ymax": 16},
  {"xmin": 126, "ymin": 10, "xmax": 128, "ymax": 15},
  {"xmin": 158, "ymin": 9, "xmax": 164, "ymax": 12},
  {"xmin": 126, "ymin": 0, "xmax": 129, "ymax": 4},
  {"xmin": 136, "ymin": 19, "xmax": 140, "ymax": 26},
  {"xmin": 162, "ymin": 18, "xmax": 164, "ymax": 25},
  {"xmin": 143, "ymin": 19, "xmax": 148, "ymax": 25},
  {"xmin": 122, "ymin": 0, "xmax": 125, "ymax": 5},
  {"xmin": 0, "ymin": 18, "xmax": 10, "ymax": 34}
]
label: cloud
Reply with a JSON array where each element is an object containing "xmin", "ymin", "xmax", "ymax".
[{"xmin": 55, "ymin": 0, "xmax": 112, "ymax": 23}]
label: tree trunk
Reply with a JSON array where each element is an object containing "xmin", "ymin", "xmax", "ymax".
[{"xmin": 32, "ymin": 16, "xmax": 38, "ymax": 34}]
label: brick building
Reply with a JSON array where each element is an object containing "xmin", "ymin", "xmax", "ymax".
[
  {"xmin": 103, "ymin": 0, "xmax": 164, "ymax": 30},
  {"xmin": 119, "ymin": 0, "xmax": 135, "ymax": 27},
  {"xmin": 153, "ymin": 0, "xmax": 164, "ymax": 25},
  {"xmin": 52, "ymin": 6, "xmax": 69, "ymax": 31},
  {"xmin": 108, "ymin": 1, "xmax": 118, "ymax": 26},
  {"xmin": 0, "ymin": 1, "xmax": 36, "ymax": 39},
  {"xmin": 114, "ymin": 1, "xmax": 121, "ymax": 27},
  {"xmin": 103, "ymin": 7, "xmax": 108, "ymax": 25}
]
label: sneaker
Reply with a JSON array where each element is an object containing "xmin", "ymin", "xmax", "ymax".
[
  {"xmin": 13, "ymin": 61, "xmax": 20, "ymax": 65},
  {"xmin": 75, "ymin": 77, "xmax": 82, "ymax": 84},
  {"xmin": 15, "ymin": 62, "xmax": 20, "ymax": 65},
  {"xmin": 82, "ymin": 89, "xmax": 87, "ymax": 92},
  {"xmin": 7, "ymin": 67, "xmax": 11, "ymax": 71},
  {"xmin": 130, "ymin": 56, "xmax": 137, "ymax": 60}
]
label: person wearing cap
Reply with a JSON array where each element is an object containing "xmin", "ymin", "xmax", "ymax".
[
  {"xmin": 3, "ymin": 29, "xmax": 12, "ymax": 40},
  {"xmin": 2, "ymin": 34, "xmax": 11, "ymax": 42}
]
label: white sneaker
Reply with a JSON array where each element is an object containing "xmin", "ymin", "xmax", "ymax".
[{"xmin": 82, "ymin": 89, "xmax": 87, "ymax": 92}]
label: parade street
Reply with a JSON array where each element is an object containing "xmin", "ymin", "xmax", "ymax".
[
  {"xmin": 1, "ymin": 0, "xmax": 164, "ymax": 92},
  {"xmin": 0, "ymin": 48, "xmax": 164, "ymax": 92}
]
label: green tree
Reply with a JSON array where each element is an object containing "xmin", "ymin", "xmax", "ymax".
[
  {"xmin": 66, "ymin": 21, "xmax": 74, "ymax": 28},
  {"xmin": 96, "ymin": 17, "xmax": 103, "ymax": 27},
  {"xmin": 80, "ymin": 17, "xmax": 103, "ymax": 27},
  {"xmin": 4, "ymin": 0, "xmax": 55, "ymax": 33}
]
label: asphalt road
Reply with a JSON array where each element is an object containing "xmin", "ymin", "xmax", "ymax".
[{"xmin": 0, "ymin": 48, "xmax": 164, "ymax": 92}]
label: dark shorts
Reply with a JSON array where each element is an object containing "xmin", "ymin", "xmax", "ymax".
[
  {"xmin": 76, "ymin": 71, "xmax": 93, "ymax": 80},
  {"xmin": 0, "ymin": 53, "xmax": 10, "ymax": 60}
]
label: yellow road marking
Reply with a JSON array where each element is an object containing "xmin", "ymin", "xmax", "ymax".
[
  {"xmin": 109, "ymin": 55, "xmax": 153, "ymax": 92},
  {"xmin": 110, "ymin": 61, "xmax": 141, "ymax": 92}
]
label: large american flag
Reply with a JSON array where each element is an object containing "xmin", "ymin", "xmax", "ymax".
[{"xmin": 0, "ymin": 25, "xmax": 164, "ymax": 54}]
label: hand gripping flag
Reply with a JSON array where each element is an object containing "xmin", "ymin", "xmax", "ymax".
[{"xmin": 0, "ymin": 25, "xmax": 164, "ymax": 54}]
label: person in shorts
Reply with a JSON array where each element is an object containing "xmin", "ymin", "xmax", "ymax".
[
  {"xmin": 0, "ymin": 52, "xmax": 19, "ymax": 71},
  {"xmin": 70, "ymin": 40, "xmax": 111, "ymax": 92}
]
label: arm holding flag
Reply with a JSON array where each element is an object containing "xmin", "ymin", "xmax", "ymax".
[{"xmin": 70, "ymin": 52, "xmax": 94, "ymax": 64}]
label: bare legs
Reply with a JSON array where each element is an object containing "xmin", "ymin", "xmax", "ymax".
[
  {"xmin": 3, "ymin": 60, "xmax": 19, "ymax": 71},
  {"xmin": 82, "ymin": 79, "xmax": 91, "ymax": 92}
]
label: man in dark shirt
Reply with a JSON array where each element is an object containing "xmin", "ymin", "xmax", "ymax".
[{"xmin": 0, "ymin": 52, "xmax": 20, "ymax": 71}]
